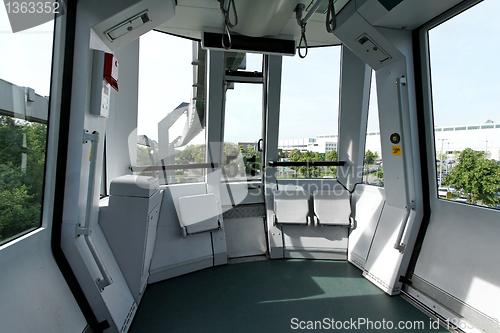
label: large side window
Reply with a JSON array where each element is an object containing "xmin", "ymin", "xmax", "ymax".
[
  {"xmin": 0, "ymin": 18, "xmax": 54, "ymax": 244},
  {"xmin": 136, "ymin": 31, "xmax": 207, "ymax": 184},
  {"xmin": 277, "ymin": 46, "xmax": 341, "ymax": 179},
  {"xmin": 428, "ymin": 0, "xmax": 500, "ymax": 208}
]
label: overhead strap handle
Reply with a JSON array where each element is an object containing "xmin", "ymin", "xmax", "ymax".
[
  {"xmin": 222, "ymin": 23, "xmax": 232, "ymax": 50},
  {"xmin": 295, "ymin": 4, "xmax": 308, "ymax": 58},
  {"xmin": 220, "ymin": 0, "xmax": 238, "ymax": 28},
  {"xmin": 219, "ymin": 0, "xmax": 238, "ymax": 50},
  {"xmin": 298, "ymin": 24, "xmax": 308, "ymax": 59},
  {"xmin": 326, "ymin": 0, "xmax": 337, "ymax": 33}
]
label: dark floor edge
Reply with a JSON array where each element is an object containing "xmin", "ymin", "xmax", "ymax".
[{"xmin": 228, "ymin": 254, "xmax": 269, "ymax": 264}]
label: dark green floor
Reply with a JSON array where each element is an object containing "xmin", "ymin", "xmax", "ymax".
[{"xmin": 129, "ymin": 260, "xmax": 449, "ymax": 332}]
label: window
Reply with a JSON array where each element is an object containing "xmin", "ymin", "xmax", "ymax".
[
  {"xmin": 364, "ymin": 71, "xmax": 384, "ymax": 187},
  {"xmin": 222, "ymin": 52, "xmax": 263, "ymax": 182},
  {"xmin": 429, "ymin": 0, "xmax": 500, "ymax": 208},
  {"xmin": 278, "ymin": 46, "xmax": 341, "ymax": 179},
  {"xmin": 136, "ymin": 31, "xmax": 207, "ymax": 184},
  {"xmin": 0, "ymin": 18, "xmax": 54, "ymax": 244}
]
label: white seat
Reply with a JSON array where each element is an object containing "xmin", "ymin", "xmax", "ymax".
[
  {"xmin": 274, "ymin": 188, "xmax": 310, "ymax": 225},
  {"xmin": 313, "ymin": 190, "xmax": 351, "ymax": 226},
  {"xmin": 178, "ymin": 193, "xmax": 220, "ymax": 237}
]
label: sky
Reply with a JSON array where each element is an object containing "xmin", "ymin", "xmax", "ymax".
[
  {"xmin": 429, "ymin": 0, "xmax": 500, "ymax": 127},
  {"xmin": 0, "ymin": 9, "xmax": 54, "ymax": 97}
]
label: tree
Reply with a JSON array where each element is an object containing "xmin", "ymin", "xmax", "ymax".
[
  {"xmin": 0, "ymin": 116, "xmax": 46, "ymax": 242},
  {"xmin": 278, "ymin": 149, "xmax": 287, "ymax": 160},
  {"xmin": 222, "ymin": 143, "xmax": 241, "ymax": 177},
  {"xmin": 288, "ymin": 149, "xmax": 324, "ymax": 178},
  {"xmin": 288, "ymin": 149, "xmax": 301, "ymax": 176},
  {"xmin": 447, "ymin": 148, "xmax": 500, "ymax": 206},
  {"xmin": 177, "ymin": 144, "xmax": 205, "ymax": 164},
  {"xmin": 309, "ymin": 151, "xmax": 324, "ymax": 178},
  {"xmin": 137, "ymin": 145, "xmax": 154, "ymax": 166},
  {"xmin": 364, "ymin": 150, "xmax": 375, "ymax": 165},
  {"xmin": 0, "ymin": 116, "xmax": 23, "ymax": 167},
  {"xmin": 223, "ymin": 143, "xmax": 239, "ymax": 164},
  {"xmin": 238, "ymin": 145, "xmax": 260, "ymax": 177},
  {"xmin": 325, "ymin": 149, "xmax": 338, "ymax": 177},
  {"xmin": 23, "ymin": 121, "xmax": 47, "ymax": 200},
  {"xmin": 436, "ymin": 151, "xmax": 447, "ymax": 164}
]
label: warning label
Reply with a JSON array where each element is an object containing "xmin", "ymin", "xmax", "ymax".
[{"xmin": 392, "ymin": 145, "xmax": 402, "ymax": 156}]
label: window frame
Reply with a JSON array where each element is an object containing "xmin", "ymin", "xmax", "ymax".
[
  {"xmin": 277, "ymin": 45, "xmax": 342, "ymax": 180},
  {"xmin": 419, "ymin": 0, "xmax": 498, "ymax": 207},
  {"xmin": 221, "ymin": 58, "xmax": 265, "ymax": 183},
  {"xmin": 0, "ymin": 20, "xmax": 57, "ymax": 246}
]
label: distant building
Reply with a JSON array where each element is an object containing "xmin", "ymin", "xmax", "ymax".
[
  {"xmin": 279, "ymin": 137, "xmax": 337, "ymax": 154},
  {"xmin": 279, "ymin": 122, "xmax": 500, "ymax": 161},
  {"xmin": 433, "ymin": 123, "xmax": 500, "ymax": 160}
]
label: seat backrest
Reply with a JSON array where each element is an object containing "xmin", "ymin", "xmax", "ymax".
[
  {"xmin": 178, "ymin": 193, "xmax": 220, "ymax": 235},
  {"xmin": 313, "ymin": 189, "xmax": 351, "ymax": 226},
  {"xmin": 274, "ymin": 188, "xmax": 309, "ymax": 225}
]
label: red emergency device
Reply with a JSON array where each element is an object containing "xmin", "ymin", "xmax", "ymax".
[{"xmin": 104, "ymin": 53, "xmax": 119, "ymax": 91}]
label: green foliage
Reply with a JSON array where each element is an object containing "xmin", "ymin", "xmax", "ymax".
[
  {"xmin": 223, "ymin": 143, "xmax": 239, "ymax": 163},
  {"xmin": 0, "ymin": 183, "xmax": 39, "ymax": 240},
  {"xmin": 287, "ymin": 149, "xmax": 338, "ymax": 178},
  {"xmin": 23, "ymin": 122, "xmax": 47, "ymax": 198},
  {"xmin": 0, "ymin": 116, "xmax": 46, "ymax": 242},
  {"xmin": 436, "ymin": 151, "xmax": 447, "ymax": 163},
  {"xmin": 376, "ymin": 169, "xmax": 384, "ymax": 179},
  {"xmin": 364, "ymin": 150, "xmax": 376, "ymax": 165},
  {"xmin": 0, "ymin": 116, "xmax": 23, "ymax": 166},
  {"xmin": 177, "ymin": 144, "xmax": 206, "ymax": 164},
  {"xmin": 278, "ymin": 149, "xmax": 287, "ymax": 160},
  {"xmin": 325, "ymin": 149, "xmax": 338, "ymax": 177},
  {"xmin": 137, "ymin": 146, "xmax": 155, "ymax": 166},
  {"xmin": 447, "ymin": 148, "xmax": 500, "ymax": 206},
  {"xmin": 239, "ymin": 145, "xmax": 261, "ymax": 177},
  {"xmin": 325, "ymin": 149, "xmax": 338, "ymax": 161}
]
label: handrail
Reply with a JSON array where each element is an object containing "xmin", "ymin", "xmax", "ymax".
[
  {"xmin": 131, "ymin": 162, "xmax": 219, "ymax": 172},
  {"xmin": 268, "ymin": 161, "xmax": 345, "ymax": 167},
  {"xmin": 394, "ymin": 202, "xmax": 416, "ymax": 253},
  {"xmin": 393, "ymin": 77, "xmax": 416, "ymax": 253},
  {"xmin": 82, "ymin": 131, "xmax": 113, "ymax": 290}
]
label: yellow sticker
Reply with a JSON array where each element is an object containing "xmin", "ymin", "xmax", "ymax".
[
  {"xmin": 89, "ymin": 148, "xmax": 92, "ymax": 161},
  {"xmin": 392, "ymin": 145, "xmax": 402, "ymax": 156}
]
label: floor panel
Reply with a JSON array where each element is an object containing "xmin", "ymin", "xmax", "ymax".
[{"xmin": 130, "ymin": 260, "xmax": 449, "ymax": 332}]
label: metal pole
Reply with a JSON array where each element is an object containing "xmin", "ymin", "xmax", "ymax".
[
  {"xmin": 439, "ymin": 139, "xmax": 445, "ymax": 186},
  {"xmin": 301, "ymin": 0, "xmax": 327, "ymax": 25}
]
